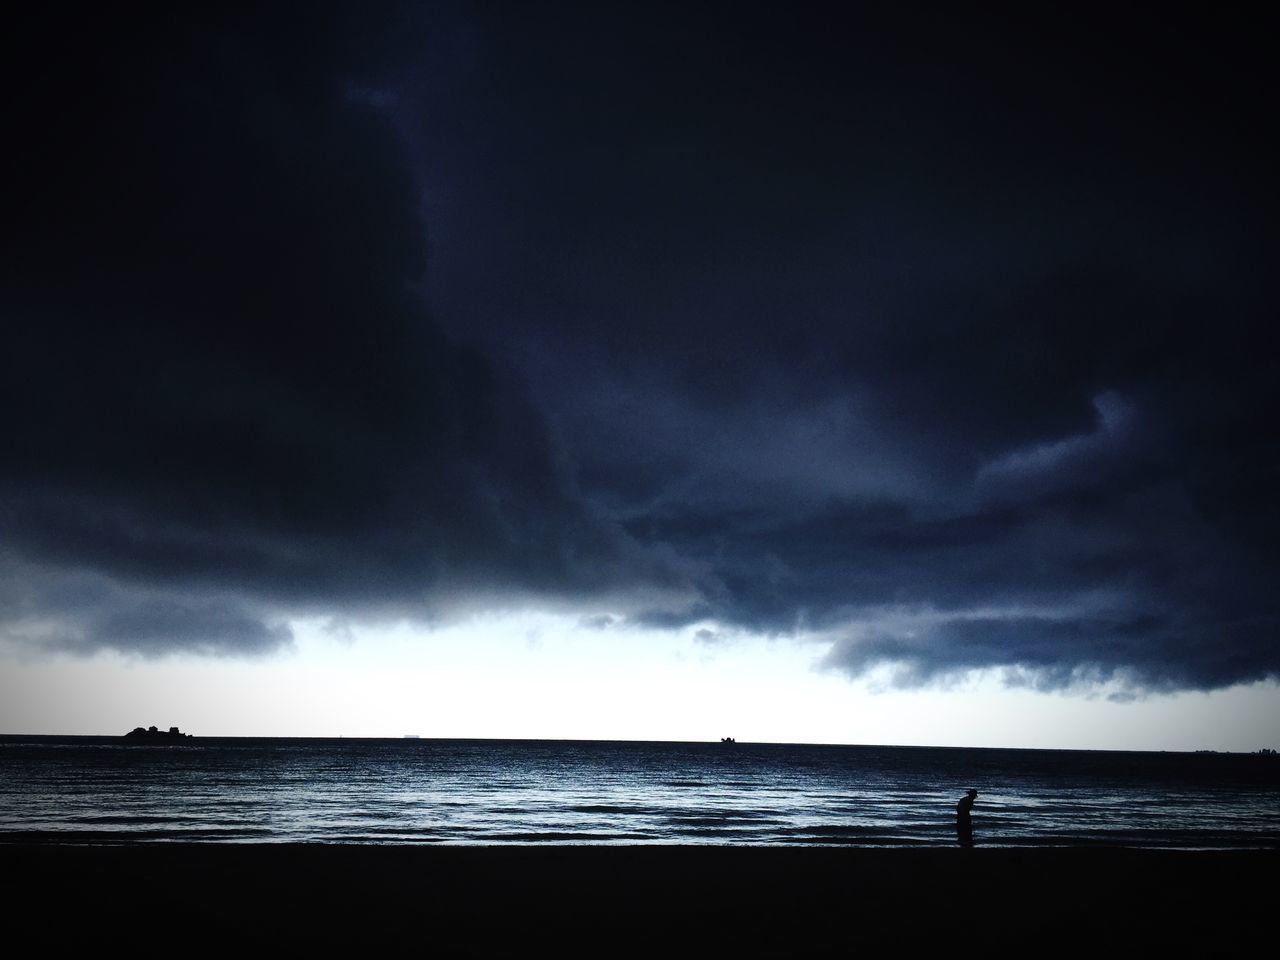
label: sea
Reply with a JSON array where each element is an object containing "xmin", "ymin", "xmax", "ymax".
[{"xmin": 2, "ymin": 736, "xmax": 1277, "ymax": 848}]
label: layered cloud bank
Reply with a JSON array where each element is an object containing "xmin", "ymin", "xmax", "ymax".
[{"xmin": 3, "ymin": 4, "xmax": 1276, "ymax": 692}]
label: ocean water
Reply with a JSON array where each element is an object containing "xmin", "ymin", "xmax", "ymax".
[{"xmin": 1, "ymin": 736, "xmax": 1276, "ymax": 848}]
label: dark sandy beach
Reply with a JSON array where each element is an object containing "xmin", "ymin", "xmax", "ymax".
[{"xmin": 4, "ymin": 844, "xmax": 1272, "ymax": 954}]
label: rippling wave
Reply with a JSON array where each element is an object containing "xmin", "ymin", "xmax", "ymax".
[{"xmin": 2, "ymin": 737, "xmax": 1276, "ymax": 848}]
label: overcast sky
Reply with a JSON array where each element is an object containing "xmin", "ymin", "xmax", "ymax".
[{"xmin": 2, "ymin": 3, "xmax": 1276, "ymax": 749}]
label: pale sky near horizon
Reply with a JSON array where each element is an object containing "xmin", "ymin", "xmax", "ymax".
[{"xmin": 4, "ymin": 615, "xmax": 1276, "ymax": 752}]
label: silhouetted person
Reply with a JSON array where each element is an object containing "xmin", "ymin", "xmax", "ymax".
[{"xmin": 956, "ymin": 788, "xmax": 977, "ymax": 846}]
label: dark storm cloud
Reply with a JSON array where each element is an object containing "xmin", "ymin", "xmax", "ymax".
[
  {"xmin": 2, "ymin": 3, "xmax": 1276, "ymax": 691},
  {"xmin": 0, "ymin": 3, "xmax": 687, "ymax": 654},
  {"xmin": 407, "ymin": 2, "xmax": 1277, "ymax": 692}
]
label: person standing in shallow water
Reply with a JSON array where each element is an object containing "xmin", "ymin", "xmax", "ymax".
[{"xmin": 956, "ymin": 788, "xmax": 978, "ymax": 846}]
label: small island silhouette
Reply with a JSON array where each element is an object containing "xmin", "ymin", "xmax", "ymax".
[{"xmin": 124, "ymin": 725, "xmax": 194, "ymax": 742}]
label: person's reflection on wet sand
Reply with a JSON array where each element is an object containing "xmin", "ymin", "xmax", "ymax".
[{"xmin": 956, "ymin": 788, "xmax": 978, "ymax": 846}]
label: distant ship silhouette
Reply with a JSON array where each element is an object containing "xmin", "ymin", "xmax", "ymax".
[
  {"xmin": 720, "ymin": 737, "xmax": 735, "ymax": 743},
  {"xmin": 124, "ymin": 725, "xmax": 194, "ymax": 742}
]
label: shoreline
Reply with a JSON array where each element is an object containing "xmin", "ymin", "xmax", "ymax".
[{"xmin": 5, "ymin": 844, "xmax": 1272, "ymax": 951}]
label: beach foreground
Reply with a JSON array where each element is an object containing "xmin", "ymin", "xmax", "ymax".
[{"xmin": 5, "ymin": 844, "xmax": 1273, "ymax": 953}]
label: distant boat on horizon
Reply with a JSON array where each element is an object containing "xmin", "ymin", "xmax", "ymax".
[
  {"xmin": 720, "ymin": 737, "xmax": 735, "ymax": 743},
  {"xmin": 124, "ymin": 725, "xmax": 194, "ymax": 743},
  {"xmin": 403, "ymin": 734, "xmax": 420, "ymax": 739}
]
